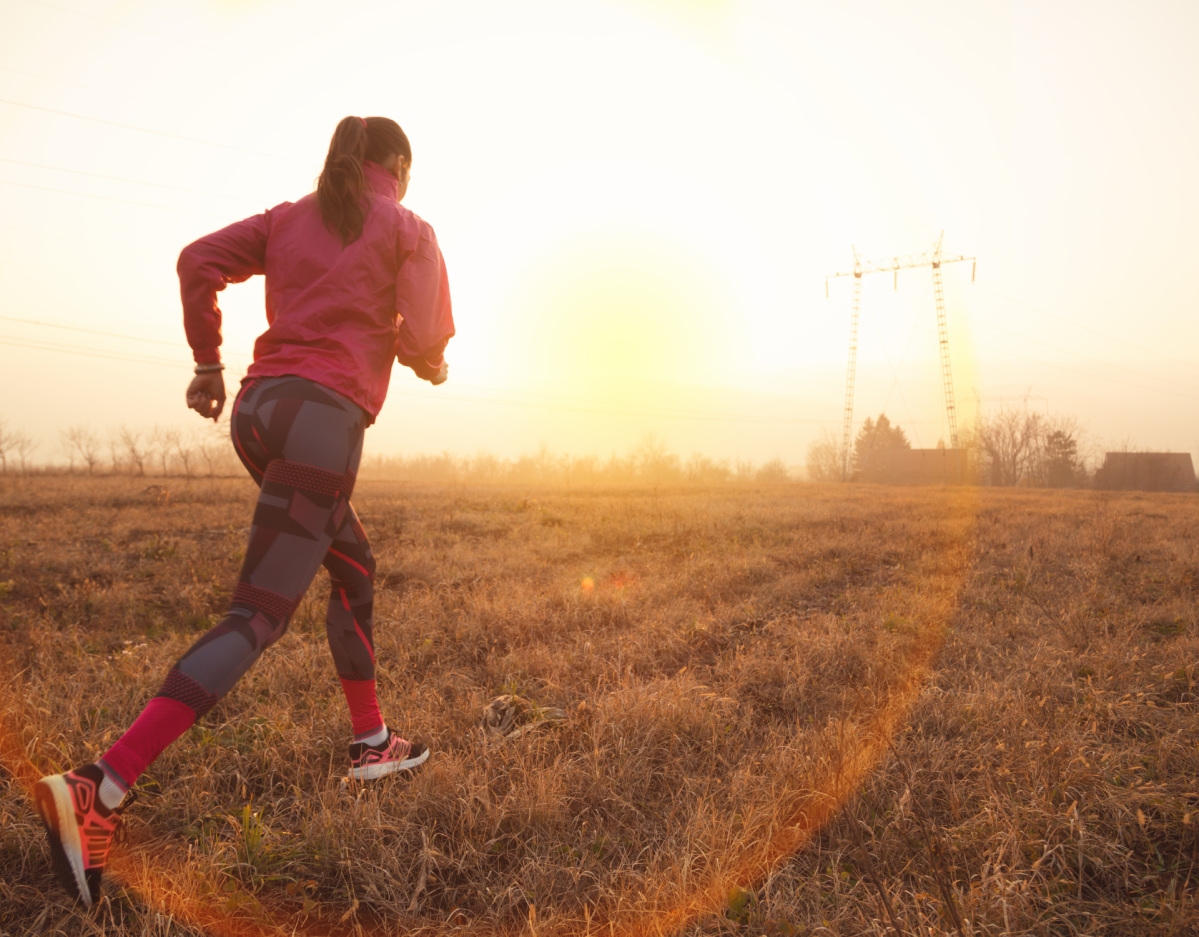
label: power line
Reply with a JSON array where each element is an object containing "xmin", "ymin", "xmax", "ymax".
[
  {"xmin": 0, "ymin": 335, "xmax": 185, "ymax": 367},
  {"xmin": 952, "ymin": 304, "xmax": 1199, "ymax": 395},
  {"xmin": 0, "ymin": 314, "xmax": 872, "ymax": 423},
  {"xmin": 0, "ymin": 331, "xmax": 861, "ymax": 423},
  {"xmin": 450, "ymin": 381, "xmax": 817, "ymax": 422},
  {"xmin": 901, "ymin": 298, "xmax": 1199, "ymax": 401},
  {"xmin": 0, "ymin": 258, "xmax": 185, "ymax": 295},
  {"xmin": 918, "ymin": 228, "xmax": 1199, "ymax": 372},
  {"xmin": 0, "ymin": 308, "xmax": 872, "ymax": 424},
  {"xmin": 853, "ymin": 224, "xmax": 1199, "ymax": 375},
  {"xmin": 0, "ymin": 64, "xmax": 311, "ymax": 142},
  {"xmin": 829, "ymin": 286, "xmax": 1199, "ymax": 402},
  {"xmin": 881, "ymin": 278, "xmax": 1199, "ymax": 395},
  {"xmin": 0, "ymin": 315, "xmax": 182, "ymax": 347},
  {"xmin": 390, "ymin": 386, "xmax": 913, "ymax": 425},
  {"xmin": 18, "ymin": 0, "xmax": 312, "ymax": 83},
  {"xmin": 0, "ymin": 334, "xmax": 257, "ymax": 372},
  {"xmin": 873, "ymin": 291, "xmax": 928, "ymax": 448},
  {"xmin": 953, "ymin": 276, "xmax": 1199, "ymax": 375},
  {"xmin": 0, "ymin": 178, "xmax": 228, "ymax": 217},
  {"xmin": 862, "ymin": 277, "xmax": 1199, "ymax": 395},
  {"xmin": 0, "ymin": 99, "xmax": 309, "ymax": 165},
  {"xmin": 976, "ymin": 341, "xmax": 1199, "ymax": 401},
  {"xmin": 0, "ymin": 157, "xmax": 261, "ymax": 203},
  {"xmin": 0, "ymin": 222, "xmax": 166, "ymax": 261},
  {"xmin": 4, "ymin": 312, "xmax": 956, "ymax": 426},
  {"xmin": 0, "ymin": 314, "xmax": 252, "ymax": 358}
]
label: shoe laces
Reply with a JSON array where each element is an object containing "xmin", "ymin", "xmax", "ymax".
[{"xmin": 110, "ymin": 791, "xmax": 138, "ymax": 847}]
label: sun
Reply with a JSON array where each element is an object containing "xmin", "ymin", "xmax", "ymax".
[{"xmin": 500, "ymin": 229, "xmax": 739, "ymax": 391}]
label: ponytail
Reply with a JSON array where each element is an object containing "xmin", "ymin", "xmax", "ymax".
[
  {"xmin": 317, "ymin": 116, "xmax": 414, "ymax": 246},
  {"xmin": 317, "ymin": 117, "xmax": 368, "ymax": 245}
]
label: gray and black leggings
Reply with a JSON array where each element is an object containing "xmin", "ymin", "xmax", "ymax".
[
  {"xmin": 159, "ymin": 376, "xmax": 382, "ymax": 732},
  {"xmin": 100, "ymin": 376, "xmax": 386, "ymax": 789}
]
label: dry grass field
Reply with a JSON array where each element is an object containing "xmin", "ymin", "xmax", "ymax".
[{"xmin": 1, "ymin": 475, "xmax": 1196, "ymax": 936}]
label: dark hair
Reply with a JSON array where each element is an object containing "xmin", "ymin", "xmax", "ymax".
[{"xmin": 317, "ymin": 116, "xmax": 412, "ymax": 245}]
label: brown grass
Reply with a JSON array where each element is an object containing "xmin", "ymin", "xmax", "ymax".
[{"xmin": 1, "ymin": 476, "xmax": 1196, "ymax": 936}]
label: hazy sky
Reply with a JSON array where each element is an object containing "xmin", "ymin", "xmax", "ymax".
[{"xmin": 1, "ymin": 0, "xmax": 1197, "ymax": 466}]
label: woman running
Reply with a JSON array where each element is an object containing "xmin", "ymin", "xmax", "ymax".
[{"xmin": 34, "ymin": 115, "xmax": 454, "ymax": 909}]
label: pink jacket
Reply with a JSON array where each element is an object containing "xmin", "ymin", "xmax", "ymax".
[{"xmin": 178, "ymin": 161, "xmax": 454, "ymax": 419}]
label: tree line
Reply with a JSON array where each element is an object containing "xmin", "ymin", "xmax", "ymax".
[
  {"xmin": 806, "ymin": 405, "xmax": 1098, "ymax": 487},
  {"xmin": 0, "ymin": 423, "xmax": 796, "ymax": 486},
  {"xmin": 360, "ymin": 434, "xmax": 794, "ymax": 486},
  {"xmin": 0, "ymin": 421, "xmax": 243, "ymax": 477},
  {"xmin": 2, "ymin": 409, "xmax": 1144, "ymax": 489}
]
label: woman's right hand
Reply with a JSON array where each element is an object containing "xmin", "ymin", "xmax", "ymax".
[
  {"xmin": 430, "ymin": 361, "xmax": 448, "ymax": 386},
  {"xmin": 186, "ymin": 371, "xmax": 227, "ymax": 421}
]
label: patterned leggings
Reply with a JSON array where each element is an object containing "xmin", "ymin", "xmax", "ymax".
[
  {"xmin": 166, "ymin": 375, "xmax": 379, "ymax": 713},
  {"xmin": 101, "ymin": 376, "xmax": 384, "ymax": 788}
]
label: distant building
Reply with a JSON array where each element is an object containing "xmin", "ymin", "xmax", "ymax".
[
  {"xmin": 1095, "ymin": 452, "xmax": 1196, "ymax": 492},
  {"xmin": 887, "ymin": 448, "xmax": 968, "ymax": 485}
]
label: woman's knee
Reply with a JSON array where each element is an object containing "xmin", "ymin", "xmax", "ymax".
[{"xmin": 327, "ymin": 541, "xmax": 375, "ymax": 599}]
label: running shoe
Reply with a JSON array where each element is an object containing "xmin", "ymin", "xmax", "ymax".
[
  {"xmin": 348, "ymin": 732, "xmax": 429, "ymax": 780},
  {"xmin": 34, "ymin": 764, "xmax": 127, "ymax": 909}
]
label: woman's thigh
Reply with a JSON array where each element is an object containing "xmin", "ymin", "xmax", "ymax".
[
  {"xmin": 229, "ymin": 377, "xmax": 368, "ymax": 619},
  {"xmin": 161, "ymin": 377, "xmax": 370, "ymax": 709}
]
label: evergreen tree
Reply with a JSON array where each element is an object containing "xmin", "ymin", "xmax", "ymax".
[
  {"xmin": 852, "ymin": 414, "xmax": 911, "ymax": 481},
  {"xmin": 1044, "ymin": 429, "xmax": 1079, "ymax": 488}
]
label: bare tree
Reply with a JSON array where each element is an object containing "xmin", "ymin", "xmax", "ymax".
[
  {"xmin": 81, "ymin": 429, "xmax": 102, "ymax": 475},
  {"xmin": 968, "ymin": 406, "xmax": 1091, "ymax": 488},
  {"xmin": 806, "ymin": 428, "xmax": 846, "ymax": 482},
  {"xmin": 685, "ymin": 452, "xmax": 731, "ymax": 484},
  {"xmin": 120, "ymin": 426, "xmax": 148, "ymax": 477},
  {"xmin": 61, "ymin": 425, "xmax": 102, "ymax": 475},
  {"xmin": 60, "ymin": 427, "xmax": 79, "ymax": 473},
  {"xmin": 532, "ymin": 442, "xmax": 558, "ymax": 485},
  {"xmin": 466, "ymin": 450, "xmax": 503, "ymax": 484},
  {"xmin": 734, "ymin": 457, "xmax": 756, "ymax": 483},
  {"xmin": 972, "ymin": 406, "xmax": 1043, "ymax": 486},
  {"xmin": 175, "ymin": 432, "xmax": 197, "ymax": 477},
  {"xmin": 756, "ymin": 457, "xmax": 791, "ymax": 483},
  {"xmin": 13, "ymin": 431, "xmax": 37, "ymax": 473},
  {"xmin": 153, "ymin": 426, "xmax": 181, "ymax": 476},
  {"xmin": 602, "ymin": 451, "xmax": 635, "ymax": 482},
  {"xmin": 634, "ymin": 432, "xmax": 681, "ymax": 486},
  {"xmin": 0, "ymin": 420, "xmax": 10, "ymax": 473},
  {"xmin": 563, "ymin": 453, "xmax": 600, "ymax": 486},
  {"xmin": 197, "ymin": 426, "xmax": 225, "ymax": 478},
  {"xmin": 107, "ymin": 430, "xmax": 123, "ymax": 475},
  {"xmin": 146, "ymin": 427, "xmax": 160, "ymax": 475}
]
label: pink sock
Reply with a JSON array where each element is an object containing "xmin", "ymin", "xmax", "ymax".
[
  {"xmin": 339, "ymin": 677, "xmax": 384, "ymax": 739},
  {"xmin": 100, "ymin": 697, "xmax": 196, "ymax": 788}
]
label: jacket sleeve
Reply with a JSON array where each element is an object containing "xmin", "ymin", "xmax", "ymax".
[
  {"xmin": 395, "ymin": 217, "xmax": 454, "ymax": 381},
  {"xmin": 177, "ymin": 209, "xmax": 279, "ymax": 364}
]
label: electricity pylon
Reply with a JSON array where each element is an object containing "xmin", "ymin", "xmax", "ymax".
[{"xmin": 825, "ymin": 232, "xmax": 975, "ymax": 480}]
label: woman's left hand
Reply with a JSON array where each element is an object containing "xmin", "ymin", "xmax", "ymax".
[{"xmin": 186, "ymin": 372, "xmax": 227, "ymax": 421}]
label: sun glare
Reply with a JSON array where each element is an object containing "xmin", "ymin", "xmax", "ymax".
[{"xmin": 502, "ymin": 230, "xmax": 738, "ymax": 387}]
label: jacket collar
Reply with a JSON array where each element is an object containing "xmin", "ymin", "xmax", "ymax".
[{"xmin": 363, "ymin": 160, "xmax": 399, "ymax": 200}]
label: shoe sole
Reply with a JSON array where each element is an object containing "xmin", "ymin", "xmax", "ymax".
[
  {"xmin": 347, "ymin": 746, "xmax": 430, "ymax": 780},
  {"xmin": 34, "ymin": 775, "xmax": 91, "ymax": 909}
]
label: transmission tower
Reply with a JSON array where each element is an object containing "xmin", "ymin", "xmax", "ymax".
[{"xmin": 825, "ymin": 232, "xmax": 975, "ymax": 480}]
